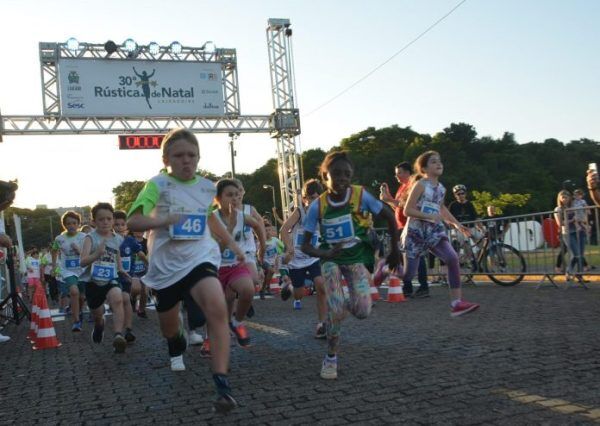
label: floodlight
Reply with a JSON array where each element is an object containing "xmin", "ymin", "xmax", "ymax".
[
  {"xmin": 148, "ymin": 42, "xmax": 160, "ymax": 55},
  {"xmin": 200, "ymin": 41, "xmax": 215, "ymax": 53},
  {"xmin": 123, "ymin": 38, "xmax": 137, "ymax": 53},
  {"xmin": 66, "ymin": 37, "xmax": 80, "ymax": 52},
  {"xmin": 170, "ymin": 41, "xmax": 182, "ymax": 54},
  {"xmin": 104, "ymin": 40, "xmax": 118, "ymax": 55}
]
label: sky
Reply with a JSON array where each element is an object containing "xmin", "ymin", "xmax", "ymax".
[{"xmin": 0, "ymin": 0, "xmax": 599, "ymax": 209}]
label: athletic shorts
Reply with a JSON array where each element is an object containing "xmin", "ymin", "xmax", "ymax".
[
  {"xmin": 84, "ymin": 282, "xmax": 121, "ymax": 310},
  {"xmin": 152, "ymin": 262, "xmax": 218, "ymax": 313},
  {"xmin": 118, "ymin": 274, "xmax": 132, "ymax": 294},
  {"xmin": 59, "ymin": 276, "xmax": 85, "ymax": 296},
  {"xmin": 218, "ymin": 263, "xmax": 252, "ymax": 290},
  {"xmin": 289, "ymin": 260, "xmax": 322, "ymax": 289}
]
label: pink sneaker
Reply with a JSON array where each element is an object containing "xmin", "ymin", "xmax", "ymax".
[
  {"xmin": 450, "ymin": 300, "xmax": 480, "ymax": 317},
  {"xmin": 373, "ymin": 259, "xmax": 388, "ymax": 287}
]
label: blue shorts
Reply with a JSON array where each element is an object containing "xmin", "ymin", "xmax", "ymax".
[
  {"xmin": 288, "ymin": 261, "xmax": 322, "ymax": 289},
  {"xmin": 59, "ymin": 276, "xmax": 85, "ymax": 297}
]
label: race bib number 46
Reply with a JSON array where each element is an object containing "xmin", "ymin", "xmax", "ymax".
[
  {"xmin": 170, "ymin": 214, "xmax": 207, "ymax": 240},
  {"xmin": 91, "ymin": 261, "xmax": 116, "ymax": 282},
  {"xmin": 322, "ymin": 214, "xmax": 355, "ymax": 244}
]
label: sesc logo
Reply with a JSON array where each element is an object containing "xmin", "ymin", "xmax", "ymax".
[{"xmin": 68, "ymin": 102, "xmax": 85, "ymax": 109}]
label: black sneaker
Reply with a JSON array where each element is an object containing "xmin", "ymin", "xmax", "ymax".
[
  {"xmin": 125, "ymin": 328, "xmax": 136, "ymax": 343},
  {"xmin": 414, "ymin": 288, "xmax": 430, "ymax": 299},
  {"xmin": 246, "ymin": 304, "xmax": 255, "ymax": 318},
  {"xmin": 259, "ymin": 290, "xmax": 265, "ymax": 300},
  {"xmin": 280, "ymin": 284, "xmax": 292, "ymax": 301},
  {"xmin": 213, "ymin": 393, "xmax": 238, "ymax": 414},
  {"xmin": 91, "ymin": 322, "xmax": 104, "ymax": 344}
]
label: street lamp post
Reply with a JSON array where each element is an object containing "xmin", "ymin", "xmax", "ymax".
[{"xmin": 263, "ymin": 184, "xmax": 276, "ymax": 220}]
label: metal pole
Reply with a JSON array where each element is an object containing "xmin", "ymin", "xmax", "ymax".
[{"xmin": 229, "ymin": 133, "xmax": 238, "ymax": 178}]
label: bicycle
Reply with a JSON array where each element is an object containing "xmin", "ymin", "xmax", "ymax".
[{"xmin": 451, "ymin": 226, "xmax": 527, "ymax": 286}]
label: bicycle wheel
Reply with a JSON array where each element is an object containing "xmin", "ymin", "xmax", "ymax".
[{"xmin": 484, "ymin": 243, "xmax": 526, "ymax": 286}]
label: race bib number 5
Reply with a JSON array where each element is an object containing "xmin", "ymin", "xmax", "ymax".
[
  {"xmin": 91, "ymin": 261, "xmax": 116, "ymax": 281},
  {"xmin": 170, "ymin": 214, "xmax": 207, "ymax": 240},
  {"xmin": 322, "ymin": 214, "xmax": 354, "ymax": 244}
]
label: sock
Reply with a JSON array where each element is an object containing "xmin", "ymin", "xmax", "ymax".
[
  {"xmin": 451, "ymin": 299, "xmax": 462, "ymax": 308},
  {"xmin": 213, "ymin": 373, "xmax": 231, "ymax": 396},
  {"xmin": 167, "ymin": 330, "xmax": 187, "ymax": 357},
  {"xmin": 231, "ymin": 318, "xmax": 241, "ymax": 327}
]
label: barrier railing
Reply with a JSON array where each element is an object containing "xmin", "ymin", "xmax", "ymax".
[{"xmin": 375, "ymin": 204, "xmax": 599, "ymax": 286}]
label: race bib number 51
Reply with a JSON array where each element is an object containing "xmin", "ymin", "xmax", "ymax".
[
  {"xmin": 170, "ymin": 214, "xmax": 207, "ymax": 240},
  {"xmin": 322, "ymin": 214, "xmax": 354, "ymax": 244}
]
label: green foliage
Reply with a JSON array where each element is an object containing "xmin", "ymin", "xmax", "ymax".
[
  {"xmin": 108, "ymin": 122, "xmax": 600, "ymax": 220},
  {"xmin": 112, "ymin": 181, "xmax": 146, "ymax": 212},
  {"xmin": 4, "ymin": 207, "xmax": 61, "ymax": 250},
  {"xmin": 471, "ymin": 191, "xmax": 532, "ymax": 215}
]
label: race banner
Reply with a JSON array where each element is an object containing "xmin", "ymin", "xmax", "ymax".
[{"xmin": 57, "ymin": 58, "xmax": 225, "ymax": 117}]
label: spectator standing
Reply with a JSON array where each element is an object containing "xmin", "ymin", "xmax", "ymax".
[{"xmin": 379, "ymin": 162, "xmax": 429, "ymax": 297}]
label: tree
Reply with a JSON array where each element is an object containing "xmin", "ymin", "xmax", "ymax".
[
  {"xmin": 112, "ymin": 181, "xmax": 146, "ymax": 212},
  {"xmin": 471, "ymin": 191, "xmax": 531, "ymax": 216}
]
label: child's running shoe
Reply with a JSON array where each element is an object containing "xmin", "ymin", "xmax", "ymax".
[
  {"xmin": 91, "ymin": 322, "xmax": 104, "ymax": 344},
  {"xmin": 450, "ymin": 300, "xmax": 480, "ymax": 317},
  {"xmin": 71, "ymin": 320, "xmax": 82, "ymax": 332},
  {"xmin": 230, "ymin": 323, "xmax": 251, "ymax": 348},
  {"xmin": 320, "ymin": 356, "xmax": 338, "ymax": 379},
  {"xmin": 373, "ymin": 259, "xmax": 388, "ymax": 287},
  {"xmin": 137, "ymin": 309, "xmax": 148, "ymax": 319},
  {"xmin": 213, "ymin": 392, "xmax": 238, "ymax": 414},
  {"xmin": 113, "ymin": 333, "xmax": 127, "ymax": 353},
  {"xmin": 170, "ymin": 355, "xmax": 186, "ymax": 372},
  {"xmin": 189, "ymin": 330, "xmax": 204, "ymax": 346},
  {"xmin": 293, "ymin": 300, "xmax": 302, "ymax": 310},
  {"xmin": 200, "ymin": 339, "xmax": 211, "ymax": 358},
  {"xmin": 314, "ymin": 322, "xmax": 326, "ymax": 340},
  {"xmin": 124, "ymin": 328, "xmax": 136, "ymax": 343},
  {"xmin": 280, "ymin": 283, "xmax": 292, "ymax": 301}
]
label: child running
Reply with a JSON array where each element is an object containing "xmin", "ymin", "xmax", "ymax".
[
  {"xmin": 51, "ymin": 211, "xmax": 87, "ymax": 331},
  {"xmin": 79, "ymin": 202, "xmax": 128, "ymax": 353},
  {"xmin": 301, "ymin": 151, "xmax": 400, "ymax": 379},
  {"xmin": 25, "ymin": 248, "xmax": 43, "ymax": 301},
  {"xmin": 213, "ymin": 179, "xmax": 265, "ymax": 348},
  {"xmin": 280, "ymin": 179, "xmax": 328, "ymax": 338},
  {"xmin": 402, "ymin": 151, "xmax": 479, "ymax": 317},
  {"xmin": 127, "ymin": 128, "xmax": 243, "ymax": 413},
  {"xmin": 114, "ymin": 210, "xmax": 147, "ymax": 343},
  {"xmin": 259, "ymin": 220, "xmax": 284, "ymax": 299}
]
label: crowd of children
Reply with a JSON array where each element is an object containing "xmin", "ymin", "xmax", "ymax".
[{"xmin": 12, "ymin": 129, "xmax": 480, "ymax": 414}]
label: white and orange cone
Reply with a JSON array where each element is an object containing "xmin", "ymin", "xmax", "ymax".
[{"xmin": 32, "ymin": 287, "xmax": 61, "ymax": 350}]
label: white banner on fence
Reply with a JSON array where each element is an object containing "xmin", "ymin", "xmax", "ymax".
[{"xmin": 58, "ymin": 59, "xmax": 224, "ymax": 117}]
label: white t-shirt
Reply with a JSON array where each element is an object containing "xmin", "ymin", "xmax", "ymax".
[
  {"xmin": 128, "ymin": 172, "xmax": 221, "ymax": 290},
  {"xmin": 25, "ymin": 256, "xmax": 41, "ymax": 279},
  {"xmin": 79, "ymin": 231, "xmax": 123, "ymax": 285},
  {"xmin": 53, "ymin": 231, "xmax": 87, "ymax": 279},
  {"xmin": 215, "ymin": 209, "xmax": 245, "ymax": 267}
]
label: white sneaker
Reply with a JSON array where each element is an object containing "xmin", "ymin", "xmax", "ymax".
[
  {"xmin": 189, "ymin": 330, "xmax": 204, "ymax": 345},
  {"xmin": 170, "ymin": 355, "xmax": 186, "ymax": 371},
  {"xmin": 0, "ymin": 333, "xmax": 10, "ymax": 343},
  {"xmin": 320, "ymin": 356, "xmax": 338, "ymax": 379}
]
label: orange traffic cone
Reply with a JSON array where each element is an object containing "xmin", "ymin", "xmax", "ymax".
[
  {"xmin": 269, "ymin": 274, "xmax": 281, "ymax": 295},
  {"xmin": 32, "ymin": 287, "xmax": 61, "ymax": 350},
  {"xmin": 370, "ymin": 282, "xmax": 380, "ymax": 302},
  {"xmin": 386, "ymin": 275, "xmax": 406, "ymax": 303}
]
